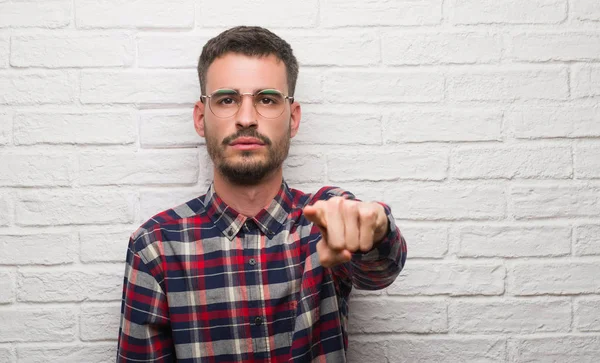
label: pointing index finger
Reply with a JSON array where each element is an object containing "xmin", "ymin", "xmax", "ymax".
[{"xmin": 303, "ymin": 204, "xmax": 328, "ymax": 229}]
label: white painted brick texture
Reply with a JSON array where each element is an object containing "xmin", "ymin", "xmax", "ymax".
[{"xmin": 1, "ymin": 1, "xmax": 599, "ymax": 361}]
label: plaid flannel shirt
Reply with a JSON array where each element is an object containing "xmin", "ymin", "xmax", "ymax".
[{"xmin": 117, "ymin": 181, "xmax": 407, "ymax": 362}]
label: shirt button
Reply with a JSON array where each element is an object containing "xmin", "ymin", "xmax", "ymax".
[
  {"xmin": 249, "ymin": 258, "xmax": 256, "ymax": 266},
  {"xmin": 254, "ymin": 317, "xmax": 263, "ymax": 326},
  {"xmin": 227, "ymin": 230, "xmax": 233, "ymax": 237}
]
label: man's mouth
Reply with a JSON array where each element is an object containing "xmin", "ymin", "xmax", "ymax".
[{"xmin": 229, "ymin": 137, "xmax": 266, "ymax": 150}]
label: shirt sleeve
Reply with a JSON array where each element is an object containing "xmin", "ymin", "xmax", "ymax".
[
  {"xmin": 315, "ymin": 187, "xmax": 407, "ymax": 291},
  {"xmin": 117, "ymin": 236, "xmax": 174, "ymax": 362}
]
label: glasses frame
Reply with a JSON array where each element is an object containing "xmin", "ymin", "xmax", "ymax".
[{"xmin": 200, "ymin": 88, "xmax": 295, "ymax": 119}]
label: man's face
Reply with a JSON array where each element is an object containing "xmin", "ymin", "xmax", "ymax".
[{"xmin": 194, "ymin": 53, "xmax": 301, "ymax": 186}]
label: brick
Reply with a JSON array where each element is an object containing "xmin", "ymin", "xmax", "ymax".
[
  {"xmin": 510, "ymin": 336, "xmax": 600, "ymax": 363},
  {"xmin": 509, "ymin": 32, "xmax": 600, "ymax": 62},
  {"xmin": 294, "ymin": 69, "xmax": 323, "ymax": 104},
  {"xmin": 383, "ymin": 31, "xmax": 501, "ymax": 65},
  {"xmin": 78, "ymin": 150, "xmax": 199, "ymax": 186},
  {"xmin": 76, "ymin": 0, "xmax": 194, "ymax": 29},
  {"xmin": 509, "ymin": 262, "xmax": 600, "ymax": 295},
  {"xmin": 576, "ymin": 297, "xmax": 600, "ymax": 332},
  {"xmin": 575, "ymin": 224, "xmax": 600, "ymax": 256},
  {"xmin": 321, "ymin": 0, "xmax": 442, "ymax": 27},
  {"xmin": 386, "ymin": 186, "xmax": 505, "ymax": 220},
  {"xmin": 0, "ymin": 152, "xmax": 73, "ymax": 187},
  {"xmin": 451, "ymin": 146, "xmax": 572, "ymax": 179},
  {"xmin": 399, "ymin": 225, "xmax": 447, "ymax": 258},
  {"xmin": 348, "ymin": 336, "xmax": 506, "ymax": 362},
  {"xmin": 572, "ymin": 65, "xmax": 600, "ymax": 98},
  {"xmin": 511, "ymin": 185, "xmax": 600, "ymax": 219},
  {"xmin": 459, "ymin": 225, "xmax": 571, "ymax": 258},
  {"xmin": 0, "ymin": 346, "xmax": 15, "ymax": 363},
  {"xmin": 576, "ymin": 144, "xmax": 600, "ymax": 179},
  {"xmin": 0, "ymin": 71, "xmax": 75, "ymax": 105},
  {"xmin": 80, "ymin": 229, "xmax": 131, "ymax": 263},
  {"xmin": 140, "ymin": 188, "xmax": 205, "ymax": 222},
  {"xmin": 283, "ymin": 153, "xmax": 325, "ymax": 184},
  {"xmin": 11, "ymin": 33, "xmax": 134, "ymax": 68},
  {"xmin": 450, "ymin": 0, "xmax": 567, "ymax": 24},
  {"xmin": 387, "ymin": 262, "xmax": 505, "ymax": 296},
  {"xmin": 140, "ymin": 110, "xmax": 202, "ymax": 148},
  {"xmin": 324, "ymin": 70, "xmax": 444, "ymax": 103},
  {"xmin": 449, "ymin": 298, "xmax": 571, "ymax": 333},
  {"xmin": 508, "ymin": 107, "xmax": 600, "ymax": 139},
  {"xmin": 198, "ymin": 0, "xmax": 318, "ymax": 28},
  {"xmin": 447, "ymin": 67, "xmax": 568, "ymax": 101},
  {"xmin": 16, "ymin": 190, "xmax": 134, "ymax": 226},
  {"xmin": 328, "ymin": 148, "xmax": 448, "ymax": 182},
  {"xmin": 17, "ymin": 267, "xmax": 123, "ymax": 302},
  {"xmin": 572, "ymin": 0, "xmax": 600, "ymax": 22},
  {"xmin": 385, "ymin": 109, "xmax": 502, "ymax": 143},
  {"xmin": 295, "ymin": 112, "xmax": 381, "ymax": 145},
  {"xmin": 0, "ymin": 196, "xmax": 9, "ymax": 227},
  {"xmin": 138, "ymin": 34, "xmax": 210, "ymax": 68},
  {"xmin": 0, "ymin": 36, "xmax": 7, "ymax": 68},
  {"xmin": 0, "ymin": 113, "xmax": 11, "ymax": 145},
  {"xmin": 80, "ymin": 70, "xmax": 197, "ymax": 105},
  {"xmin": 286, "ymin": 31, "xmax": 380, "ymax": 66},
  {"xmin": 349, "ymin": 298, "xmax": 447, "ymax": 333},
  {"xmin": 0, "ymin": 233, "xmax": 76, "ymax": 265},
  {"xmin": 16, "ymin": 343, "xmax": 116, "ymax": 363},
  {"xmin": 0, "ymin": 307, "xmax": 76, "ymax": 342},
  {"xmin": 0, "ymin": 271, "xmax": 14, "ymax": 304},
  {"xmin": 0, "ymin": 1, "xmax": 70, "ymax": 28},
  {"xmin": 80, "ymin": 303, "xmax": 121, "ymax": 341},
  {"xmin": 14, "ymin": 111, "xmax": 136, "ymax": 145}
]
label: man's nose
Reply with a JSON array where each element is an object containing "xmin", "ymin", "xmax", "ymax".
[{"xmin": 236, "ymin": 94, "xmax": 258, "ymax": 128}]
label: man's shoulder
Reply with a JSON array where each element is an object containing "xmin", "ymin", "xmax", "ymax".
[{"xmin": 130, "ymin": 193, "xmax": 207, "ymax": 243}]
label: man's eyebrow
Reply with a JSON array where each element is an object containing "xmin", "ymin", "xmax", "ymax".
[
  {"xmin": 213, "ymin": 88, "xmax": 238, "ymax": 93},
  {"xmin": 213, "ymin": 87, "xmax": 282, "ymax": 93}
]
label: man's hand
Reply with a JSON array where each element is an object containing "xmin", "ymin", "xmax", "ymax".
[{"xmin": 303, "ymin": 197, "xmax": 389, "ymax": 268}]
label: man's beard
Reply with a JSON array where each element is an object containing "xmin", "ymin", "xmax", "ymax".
[{"xmin": 205, "ymin": 125, "xmax": 291, "ymax": 186}]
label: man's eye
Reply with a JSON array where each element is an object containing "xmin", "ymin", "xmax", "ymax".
[
  {"xmin": 258, "ymin": 97, "xmax": 277, "ymax": 105},
  {"xmin": 218, "ymin": 97, "xmax": 237, "ymax": 105}
]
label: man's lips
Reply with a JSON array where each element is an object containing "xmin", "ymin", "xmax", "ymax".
[{"xmin": 229, "ymin": 137, "xmax": 265, "ymax": 150}]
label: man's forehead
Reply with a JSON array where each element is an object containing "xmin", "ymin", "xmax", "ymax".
[{"xmin": 205, "ymin": 53, "xmax": 288, "ymax": 92}]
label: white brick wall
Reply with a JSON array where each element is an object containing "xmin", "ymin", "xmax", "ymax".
[{"xmin": 0, "ymin": 1, "xmax": 599, "ymax": 362}]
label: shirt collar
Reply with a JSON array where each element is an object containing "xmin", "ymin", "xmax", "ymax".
[{"xmin": 202, "ymin": 180, "xmax": 293, "ymax": 240}]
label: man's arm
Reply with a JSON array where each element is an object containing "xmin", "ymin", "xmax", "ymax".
[
  {"xmin": 304, "ymin": 189, "xmax": 407, "ymax": 290},
  {"xmin": 117, "ymin": 236, "xmax": 174, "ymax": 362}
]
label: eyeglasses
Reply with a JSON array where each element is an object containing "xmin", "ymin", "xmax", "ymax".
[{"xmin": 201, "ymin": 89, "xmax": 294, "ymax": 119}]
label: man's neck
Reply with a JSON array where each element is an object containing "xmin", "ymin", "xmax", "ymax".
[{"xmin": 212, "ymin": 168, "xmax": 284, "ymax": 217}]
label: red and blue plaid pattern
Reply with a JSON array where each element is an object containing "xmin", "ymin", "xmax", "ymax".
[{"xmin": 117, "ymin": 182, "xmax": 407, "ymax": 362}]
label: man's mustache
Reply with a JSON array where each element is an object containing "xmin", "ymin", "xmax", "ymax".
[{"xmin": 222, "ymin": 129, "xmax": 272, "ymax": 146}]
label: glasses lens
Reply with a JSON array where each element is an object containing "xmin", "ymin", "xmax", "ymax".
[
  {"xmin": 209, "ymin": 89, "xmax": 240, "ymax": 118},
  {"xmin": 254, "ymin": 90, "xmax": 286, "ymax": 118}
]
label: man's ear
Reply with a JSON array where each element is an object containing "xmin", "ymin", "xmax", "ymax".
[
  {"xmin": 193, "ymin": 100, "xmax": 205, "ymax": 137},
  {"xmin": 289, "ymin": 101, "xmax": 301, "ymax": 138}
]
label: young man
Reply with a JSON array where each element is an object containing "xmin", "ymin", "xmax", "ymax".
[{"xmin": 117, "ymin": 26, "xmax": 407, "ymax": 362}]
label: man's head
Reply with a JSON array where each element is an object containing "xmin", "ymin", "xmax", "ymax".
[
  {"xmin": 193, "ymin": 26, "xmax": 301, "ymax": 186},
  {"xmin": 197, "ymin": 26, "xmax": 299, "ymax": 97}
]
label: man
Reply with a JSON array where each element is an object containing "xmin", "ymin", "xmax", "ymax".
[{"xmin": 117, "ymin": 26, "xmax": 407, "ymax": 362}]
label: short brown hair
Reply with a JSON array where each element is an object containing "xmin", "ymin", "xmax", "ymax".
[{"xmin": 197, "ymin": 26, "xmax": 299, "ymax": 97}]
